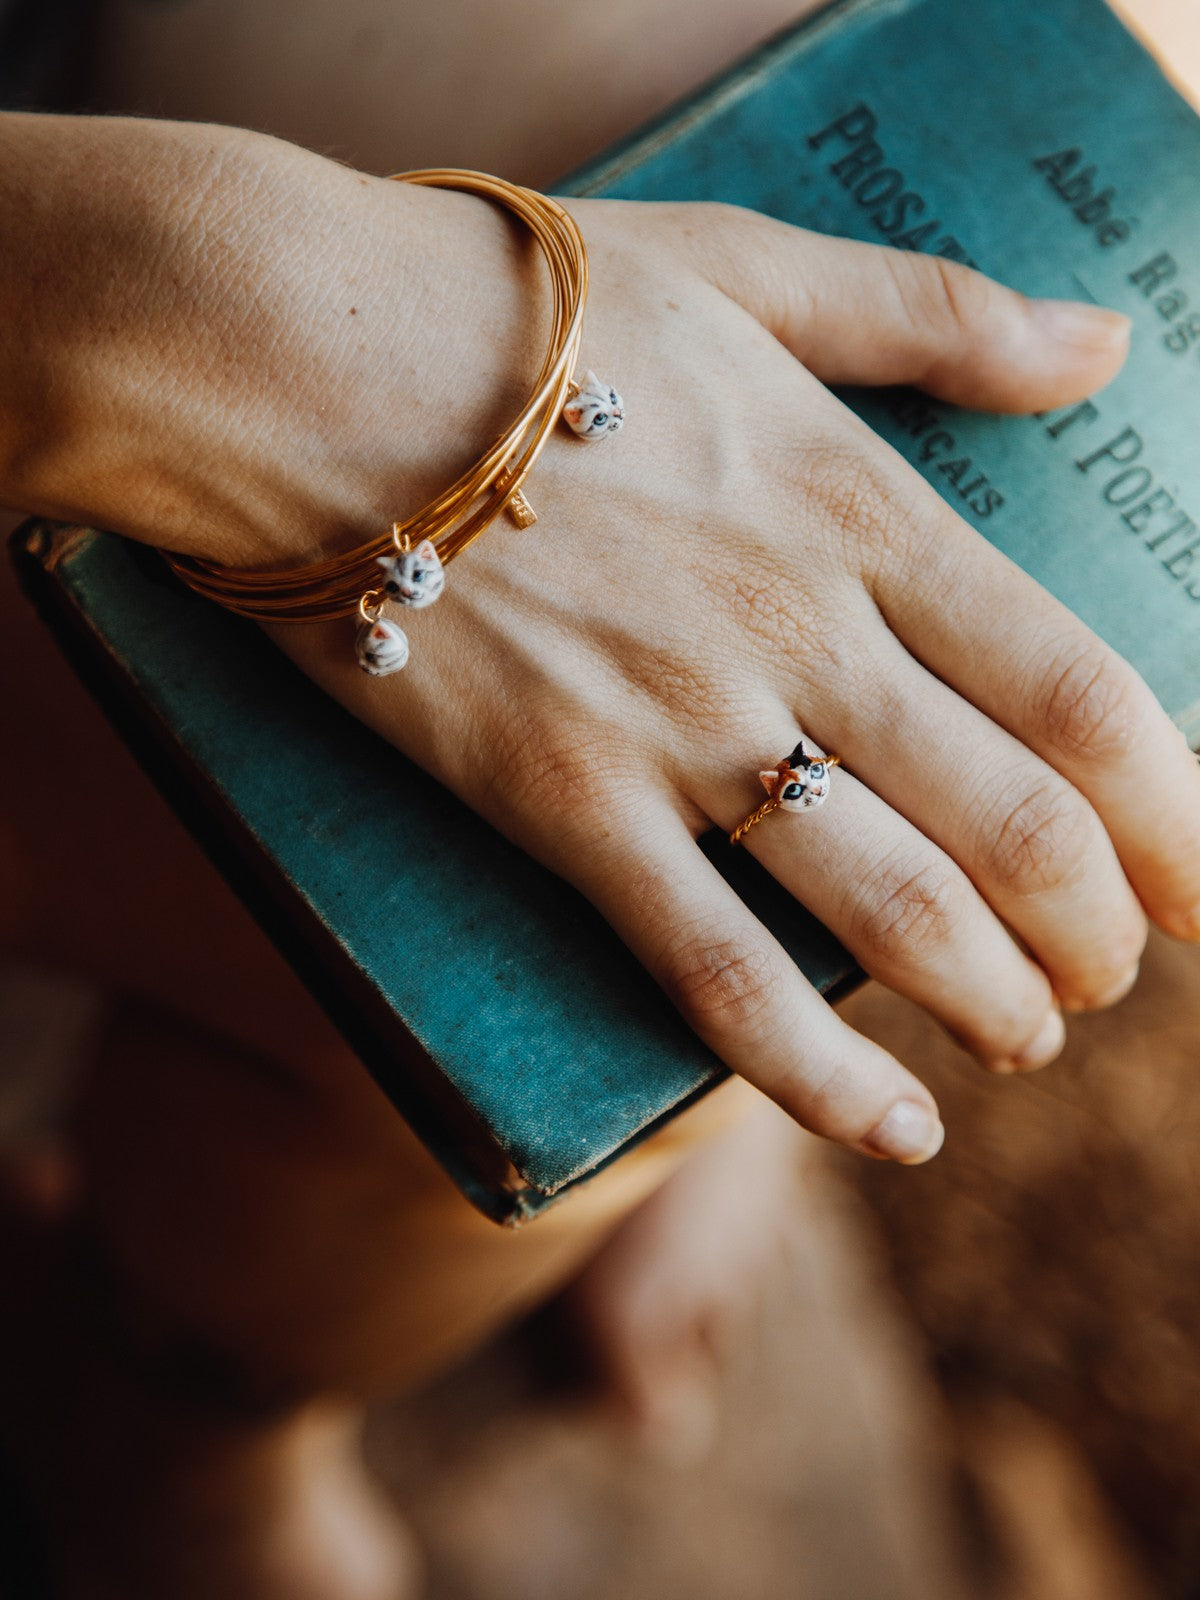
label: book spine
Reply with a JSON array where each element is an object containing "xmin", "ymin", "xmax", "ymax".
[{"xmin": 9, "ymin": 519, "xmax": 545, "ymax": 1226}]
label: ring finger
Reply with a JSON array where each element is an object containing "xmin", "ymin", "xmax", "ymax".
[{"xmin": 696, "ymin": 716, "xmax": 1065, "ymax": 1072}]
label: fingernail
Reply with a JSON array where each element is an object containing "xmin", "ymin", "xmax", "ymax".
[
  {"xmin": 994, "ymin": 1007, "xmax": 1067, "ymax": 1074},
  {"xmin": 1061, "ymin": 962, "xmax": 1141, "ymax": 1012},
  {"xmin": 1032, "ymin": 298, "xmax": 1132, "ymax": 350},
  {"xmin": 862, "ymin": 1101, "xmax": 945, "ymax": 1165}
]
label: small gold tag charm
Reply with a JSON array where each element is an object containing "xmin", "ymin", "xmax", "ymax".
[{"xmin": 505, "ymin": 488, "xmax": 538, "ymax": 528}]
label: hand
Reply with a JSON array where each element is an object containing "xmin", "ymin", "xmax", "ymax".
[{"xmin": 9, "ymin": 117, "xmax": 1200, "ymax": 1165}]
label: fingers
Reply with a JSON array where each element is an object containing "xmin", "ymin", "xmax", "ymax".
[
  {"xmin": 824, "ymin": 625, "xmax": 1149, "ymax": 1011},
  {"xmin": 687, "ymin": 204, "xmax": 1130, "ymax": 411},
  {"xmin": 565, "ymin": 799, "xmax": 946, "ymax": 1165},
  {"xmin": 696, "ymin": 734, "xmax": 1064, "ymax": 1072},
  {"xmin": 871, "ymin": 495, "xmax": 1200, "ymax": 941}
]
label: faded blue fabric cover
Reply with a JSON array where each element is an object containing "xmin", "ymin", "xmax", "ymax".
[
  {"xmin": 14, "ymin": 0, "xmax": 1200, "ymax": 1222},
  {"xmin": 16, "ymin": 526, "xmax": 853, "ymax": 1222},
  {"xmin": 569, "ymin": 0, "xmax": 1200, "ymax": 742}
]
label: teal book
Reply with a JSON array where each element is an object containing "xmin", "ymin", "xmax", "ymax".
[{"xmin": 13, "ymin": 0, "xmax": 1200, "ymax": 1223}]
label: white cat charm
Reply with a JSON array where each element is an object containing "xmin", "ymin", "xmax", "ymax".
[
  {"xmin": 562, "ymin": 370, "xmax": 624, "ymax": 440},
  {"xmin": 355, "ymin": 537, "xmax": 445, "ymax": 673},
  {"xmin": 376, "ymin": 538, "xmax": 446, "ymax": 607},
  {"xmin": 760, "ymin": 740, "xmax": 836, "ymax": 811},
  {"xmin": 355, "ymin": 616, "xmax": 410, "ymax": 676}
]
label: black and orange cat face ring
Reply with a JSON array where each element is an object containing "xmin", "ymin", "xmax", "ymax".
[{"xmin": 729, "ymin": 739, "xmax": 841, "ymax": 846}]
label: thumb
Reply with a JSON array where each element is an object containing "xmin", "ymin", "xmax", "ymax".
[{"xmin": 691, "ymin": 205, "xmax": 1131, "ymax": 412}]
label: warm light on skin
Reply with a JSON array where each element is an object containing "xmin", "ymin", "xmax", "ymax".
[{"xmin": 1109, "ymin": 0, "xmax": 1200, "ymax": 108}]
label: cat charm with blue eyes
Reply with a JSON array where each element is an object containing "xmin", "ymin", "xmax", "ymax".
[
  {"xmin": 562, "ymin": 370, "xmax": 625, "ymax": 440},
  {"xmin": 354, "ymin": 361, "xmax": 625, "ymax": 675},
  {"xmin": 730, "ymin": 739, "xmax": 841, "ymax": 846},
  {"xmin": 376, "ymin": 539, "xmax": 446, "ymax": 608},
  {"xmin": 762, "ymin": 740, "xmax": 835, "ymax": 811},
  {"xmin": 353, "ymin": 537, "xmax": 446, "ymax": 676}
]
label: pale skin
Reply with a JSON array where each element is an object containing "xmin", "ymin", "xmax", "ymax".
[{"xmin": 4, "ymin": 110, "xmax": 1200, "ymax": 1597}]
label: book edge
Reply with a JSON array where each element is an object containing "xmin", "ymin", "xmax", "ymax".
[
  {"xmin": 560, "ymin": 0, "xmax": 1200, "ymax": 200},
  {"xmin": 10, "ymin": 520, "xmax": 547, "ymax": 1225},
  {"xmin": 558, "ymin": 0, "xmax": 878, "ymax": 195},
  {"xmin": 13, "ymin": 523, "xmax": 750, "ymax": 1221}
]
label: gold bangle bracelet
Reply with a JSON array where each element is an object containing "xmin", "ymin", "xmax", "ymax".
[{"xmin": 160, "ymin": 169, "xmax": 594, "ymax": 628}]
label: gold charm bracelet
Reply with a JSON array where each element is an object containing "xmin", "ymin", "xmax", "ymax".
[{"xmin": 160, "ymin": 168, "xmax": 625, "ymax": 675}]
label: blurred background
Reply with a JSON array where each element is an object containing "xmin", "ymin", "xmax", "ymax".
[{"xmin": 2, "ymin": 1, "xmax": 1200, "ymax": 1596}]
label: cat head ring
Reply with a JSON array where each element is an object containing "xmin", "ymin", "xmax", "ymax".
[{"xmin": 729, "ymin": 739, "xmax": 842, "ymax": 845}]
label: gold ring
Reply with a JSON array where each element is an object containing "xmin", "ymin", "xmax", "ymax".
[{"xmin": 729, "ymin": 739, "xmax": 841, "ymax": 847}]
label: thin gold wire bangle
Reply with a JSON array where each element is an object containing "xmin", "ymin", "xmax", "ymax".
[{"xmin": 161, "ymin": 169, "xmax": 589, "ymax": 623}]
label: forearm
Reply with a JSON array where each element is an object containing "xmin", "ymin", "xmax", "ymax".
[
  {"xmin": 0, "ymin": 115, "xmax": 256, "ymax": 539},
  {"xmin": 0, "ymin": 113, "xmax": 535, "ymax": 567}
]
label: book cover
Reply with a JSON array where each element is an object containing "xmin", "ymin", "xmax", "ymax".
[
  {"xmin": 13, "ymin": 523, "xmax": 855, "ymax": 1223},
  {"xmin": 569, "ymin": 0, "xmax": 1200, "ymax": 744},
  {"xmin": 14, "ymin": 0, "xmax": 1200, "ymax": 1222}
]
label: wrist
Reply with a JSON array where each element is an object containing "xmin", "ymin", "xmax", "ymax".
[{"xmin": 0, "ymin": 114, "xmax": 542, "ymax": 570}]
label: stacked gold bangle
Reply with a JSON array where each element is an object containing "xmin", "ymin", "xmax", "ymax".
[{"xmin": 161, "ymin": 168, "xmax": 624, "ymax": 674}]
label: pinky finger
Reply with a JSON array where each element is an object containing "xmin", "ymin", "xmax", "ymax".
[{"xmin": 572, "ymin": 802, "xmax": 946, "ymax": 1165}]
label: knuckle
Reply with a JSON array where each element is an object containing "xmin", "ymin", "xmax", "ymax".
[
  {"xmin": 984, "ymin": 781, "xmax": 1098, "ymax": 898},
  {"xmin": 487, "ymin": 705, "xmax": 627, "ymax": 828},
  {"xmin": 895, "ymin": 251, "xmax": 991, "ymax": 347},
  {"xmin": 847, "ymin": 856, "xmax": 964, "ymax": 967},
  {"xmin": 791, "ymin": 1058, "xmax": 856, "ymax": 1132},
  {"xmin": 805, "ymin": 446, "xmax": 913, "ymax": 569},
  {"xmin": 728, "ymin": 569, "xmax": 795, "ymax": 652},
  {"xmin": 652, "ymin": 659, "xmax": 740, "ymax": 739},
  {"xmin": 1040, "ymin": 643, "xmax": 1146, "ymax": 762},
  {"xmin": 608, "ymin": 634, "xmax": 736, "ymax": 739},
  {"xmin": 662, "ymin": 933, "xmax": 782, "ymax": 1033}
]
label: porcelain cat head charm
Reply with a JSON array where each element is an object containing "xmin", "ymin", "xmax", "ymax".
[
  {"xmin": 376, "ymin": 539, "xmax": 445, "ymax": 609},
  {"xmin": 562, "ymin": 371, "xmax": 624, "ymax": 440},
  {"xmin": 760, "ymin": 740, "xmax": 835, "ymax": 811},
  {"xmin": 355, "ymin": 617, "xmax": 410, "ymax": 676}
]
